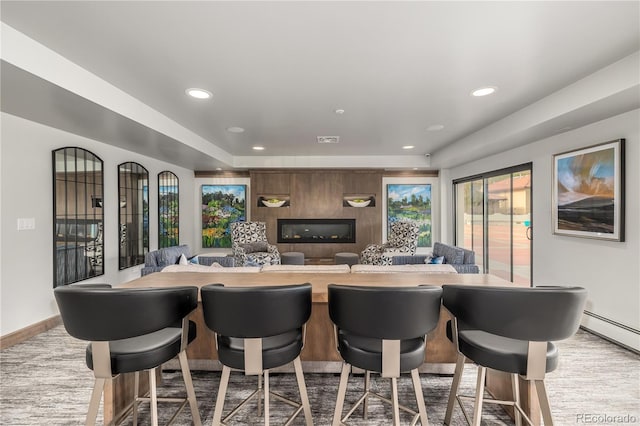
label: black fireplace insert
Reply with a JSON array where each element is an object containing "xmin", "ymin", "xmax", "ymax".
[{"xmin": 277, "ymin": 219, "xmax": 355, "ymax": 243}]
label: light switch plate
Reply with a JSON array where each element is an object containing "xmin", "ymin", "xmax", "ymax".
[{"xmin": 17, "ymin": 218, "xmax": 36, "ymax": 231}]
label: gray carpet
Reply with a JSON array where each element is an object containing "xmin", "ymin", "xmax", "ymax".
[{"xmin": 1, "ymin": 326, "xmax": 638, "ymax": 425}]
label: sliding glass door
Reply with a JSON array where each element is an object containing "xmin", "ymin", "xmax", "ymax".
[
  {"xmin": 454, "ymin": 164, "xmax": 532, "ymax": 285},
  {"xmin": 455, "ymin": 179, "xmax": 485, "ymax": 273}
]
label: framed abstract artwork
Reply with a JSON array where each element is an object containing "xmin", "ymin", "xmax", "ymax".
[
  {"xmin": 386, "ymin": 184, "xmax": 432, "ymax": 247},
  {"xmin": 201, "ymin": 185, "xmax": 246, "ymax": 248},
  {"xmin": 553, "ymin": 139, "xmax": 625, "ymax": 241}
]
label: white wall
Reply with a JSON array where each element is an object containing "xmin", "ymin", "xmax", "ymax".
[
  {"xmin": 443, "ymin": 109, "xmax": 640, "ymax": 350},
  {"xmin": 0, "ymin": 113, "xmax": 196, "ymax": 336}
]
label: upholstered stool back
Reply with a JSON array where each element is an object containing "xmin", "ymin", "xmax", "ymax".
[
  {"xmin": 442, "ymin": 285, "xmax": 587, "ymax": 426},
  {"xmin": 328, "ymin": 284, "xmax": 442, "ymax": 425},
  {"xmin": 201, "ymin": 283, "xmax": 314, "ymax": 425},
  {"xmin": 54, "ymin": 285, "xmax": 202, "ymax": 426},
  {"xmin": 55, "ymin": 286, "xmax": 197, "ymax": 342},
  {"xmin": 202, "ymin": 283, "xmax": 311, "ymax": 340},
  {"xmin": 443, "ymin": 285, "xmax": 587, "ymax": 342}
]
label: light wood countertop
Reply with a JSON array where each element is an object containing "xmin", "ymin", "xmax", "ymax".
[{"xmin": 122, "ymin": 271, "xmax": 516, "ymax": 303}]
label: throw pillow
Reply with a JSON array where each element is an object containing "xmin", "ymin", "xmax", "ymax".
[
  {"xmin": 209, "ymin": 262, "xmax": 223, "ymax": 268},
  {"xmin": 433, "ymin": 242, "xmax": 464, "ymax": 264},
  {"xmin": 240, "ymin": 243, "xmax": 255, "ymax": 253},
  {"xmin": 241, "ymin": 242, "xmax": 269, "ymax": 253},
  {"xmin": 178, "ymin": 253, "xmax": 189, "ymax": 265},
  {"xmin": 188, "ymin": 255, "xmax": 199, "ymax": 265},
  {"xmin": 250, "ymin": 241, "xmax": 268, "ymax": 252},
  {"xmin": 428, "ymin": 256, "xmax": 445, "ymax": 264}
]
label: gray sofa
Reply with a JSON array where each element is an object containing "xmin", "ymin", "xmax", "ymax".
[
  {"xmin": 141, "ymin": 245, "xmax": 234, "ymax": 276},
  {"xmin": 392, "ymin": 242, "xmax": 479, "ymax": 274}
]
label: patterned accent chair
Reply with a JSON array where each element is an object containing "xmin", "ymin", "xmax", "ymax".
[
  {"xmin": 360, "ymin": 220, "xmax": 420, "ymax": 265},
  {"xmin": 231, "ymin": 221, "xmax": 281, "ymax": 266},
  {"xmin": 84, "ymin": 223, "xmax": 103, "ymax": 269}
]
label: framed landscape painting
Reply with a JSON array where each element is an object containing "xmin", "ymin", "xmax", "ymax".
[
  {"xmin": 553, "ymin": 139, "xmax": 625, "ymax": 241},
  {"xmin": 387, "ymin": 184, "xmax": 432, "ymax": 247},
  {"xmin": 201, "ymin": 185, "xmax": 246, "ymax": 248}
]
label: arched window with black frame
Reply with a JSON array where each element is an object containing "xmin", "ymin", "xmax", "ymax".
[
  {"xmin": 53, "ymin": 147, "xmax": 104, "ymax": 287},
  {"xmin": 158, "ymin": 171, "xmax": 179, "ymax": 248},
  {"xmin": 118, "ymin": 162, "xmax": 149, "ymax": 269}
]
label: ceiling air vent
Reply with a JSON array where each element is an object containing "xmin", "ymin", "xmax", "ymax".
[{"xmin": 317, "ymin": 136, "xmax": 340, "ymax": 144}]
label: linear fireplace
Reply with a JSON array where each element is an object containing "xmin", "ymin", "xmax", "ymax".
[{"xmin": 278, "ymin": 219, "xmax": 356, "ymax": 244}]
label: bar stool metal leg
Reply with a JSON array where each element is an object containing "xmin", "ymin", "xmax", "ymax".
[
  {"xmin": 293, "ymin": 357, "xmax": 314, "ymax": 425},
  {"xmin": 411, "ymin": 368, "xmax": 429, "ymax": 425},
  {"xmin": 333, "ymin": 363, "xmax": 351, "ymax": 426},
  {"xmin": 511, "ymin": 373, "xmax": 522, "ymax": 426},
  {"xmin": 257, "ymin": 374, "xmax": 263, "ymax": 416},
  {"xmin": 178, "ymin": 351, "xmax": 202, "ymax": 426},
  {"xmin": 86, "ymin": 378, "xmax": 105, "ymax": 426},
  {"xmin": 472, "ymin": 366, "xmax": 486, "ymax": 426},
  {"xmin": 390, "ymin": 377, "xmax": 400, "ymax": 426},
  {"xmin": 263, "ymin": 370, "xmax": 270, "ymax": 426},
  {"xmin": 149, "ymin": 368, "xmax": 159, "ymax": 426},
  {"xmin": 363, "ymin": 371, "xmax": 370, "ymax": 420},
  {"xmin": 444, "ymin": 353, "xmax": 465, "ymax": 425},
  {"xmin": 133, "ymin": 372, "xmax": 140, "ymax": 426},
  {"xmin": 212, "ymin": 366, "xmax": 231, "ymax": 426},
  {"xmin": 534, "ymin": 380, "xmax": 554, "ymax": 426}
]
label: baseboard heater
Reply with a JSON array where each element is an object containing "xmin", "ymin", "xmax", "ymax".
[{"xmin": 582, "ymin": 310, "xmax": 639, "ymax": 354}]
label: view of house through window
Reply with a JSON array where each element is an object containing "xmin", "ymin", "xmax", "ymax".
[
  {"xmin": 158, "ymin": 171, "xmax": 179, "ymax": 248},
  {"xmin": 454, "ymin": 164, "xmax": 532, "ymax": 285}
]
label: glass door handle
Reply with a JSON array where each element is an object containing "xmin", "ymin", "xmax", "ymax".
[{"xmin": 526, "ymin": 226, "xmax": 533, "ymax": 240}]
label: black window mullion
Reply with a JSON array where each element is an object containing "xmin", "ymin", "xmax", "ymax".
[{"xmin": 510, "ymin": 173, "xmax": 514, "ymax": 283}]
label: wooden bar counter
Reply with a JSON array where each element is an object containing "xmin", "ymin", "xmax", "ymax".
[{"xmin": 104, "ymin": 272, "xmax": 538, "ymax": 424}]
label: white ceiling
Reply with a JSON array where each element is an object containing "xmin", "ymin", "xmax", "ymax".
[{"xmin": 1, "ymin": 1, "xmax": 639, "ymax": 170}]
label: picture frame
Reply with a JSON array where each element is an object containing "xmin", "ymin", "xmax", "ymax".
[
  {"xmin": 552, "ymin": 139, "xmax": 625, "ymax": 241},
  {"xmin": 201, "ymin": 184, "xmax": 246, "ymax": 248},
  {"xmin": 386, "ymin": 183, "xmax": 432, "ymax": 247}
]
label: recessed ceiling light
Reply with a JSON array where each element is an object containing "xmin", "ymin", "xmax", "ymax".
[
  {"xmin": 226, "ymin": 127, "xmax": 245, "ymax": 133},
  {"xmin": 427, "ymin": 124, "xmax": 445, "ymax": 131},
  {"xmin": 185, "ymin": 88, "xmax": 212, "ymax": 99},
  {"xmin": 215, "ymin": 167, "xmax": 222, "ymax": 171},
  {"xmin": 413, "ymin": 167, "xmax": 419, "ymax": 170},
  {"xmin": 334, "ymin": 109, "xmax": 345, "ymax": 114},
  {"xmin": 402, "ymin": 145, "xmax": 415, "ymax": 150},
  {"xmin": 252, "ymin": 146, "xmax": 265, "ymax": 151},
  {"xmin": 471, "ymin": 86, "xmax": 497, "ymax": 97}
]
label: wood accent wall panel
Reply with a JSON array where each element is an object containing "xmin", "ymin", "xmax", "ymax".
[
  {"xmin": 290, "ymin": 172, "xmax": 343, "ymax": 217},
  {"xmin": 252, "ymin": 171, "xmax": 290, "ymax": 195},
  {"xmin": 250, "ymin": 170, "xmax": 382, "ymax": 260},
  {"xmin": 342, "ymin": 170, "xmax": 382, "ymax": 194}
]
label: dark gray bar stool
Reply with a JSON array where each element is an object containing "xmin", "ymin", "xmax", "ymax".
[
  {"xmin": 54, "ymin": 284, "xmax": 202, "ymax": 426},
  {"xmin": 328, "ymin": 284, "xmax": 443, "ymax": 425},
  {"xmin": 442, "ymin": 285, "xmax": 587, "ymax": 426},
  {"xmin": 201, "ymin": 283, "xmax": 313, "ymax": 426}
]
